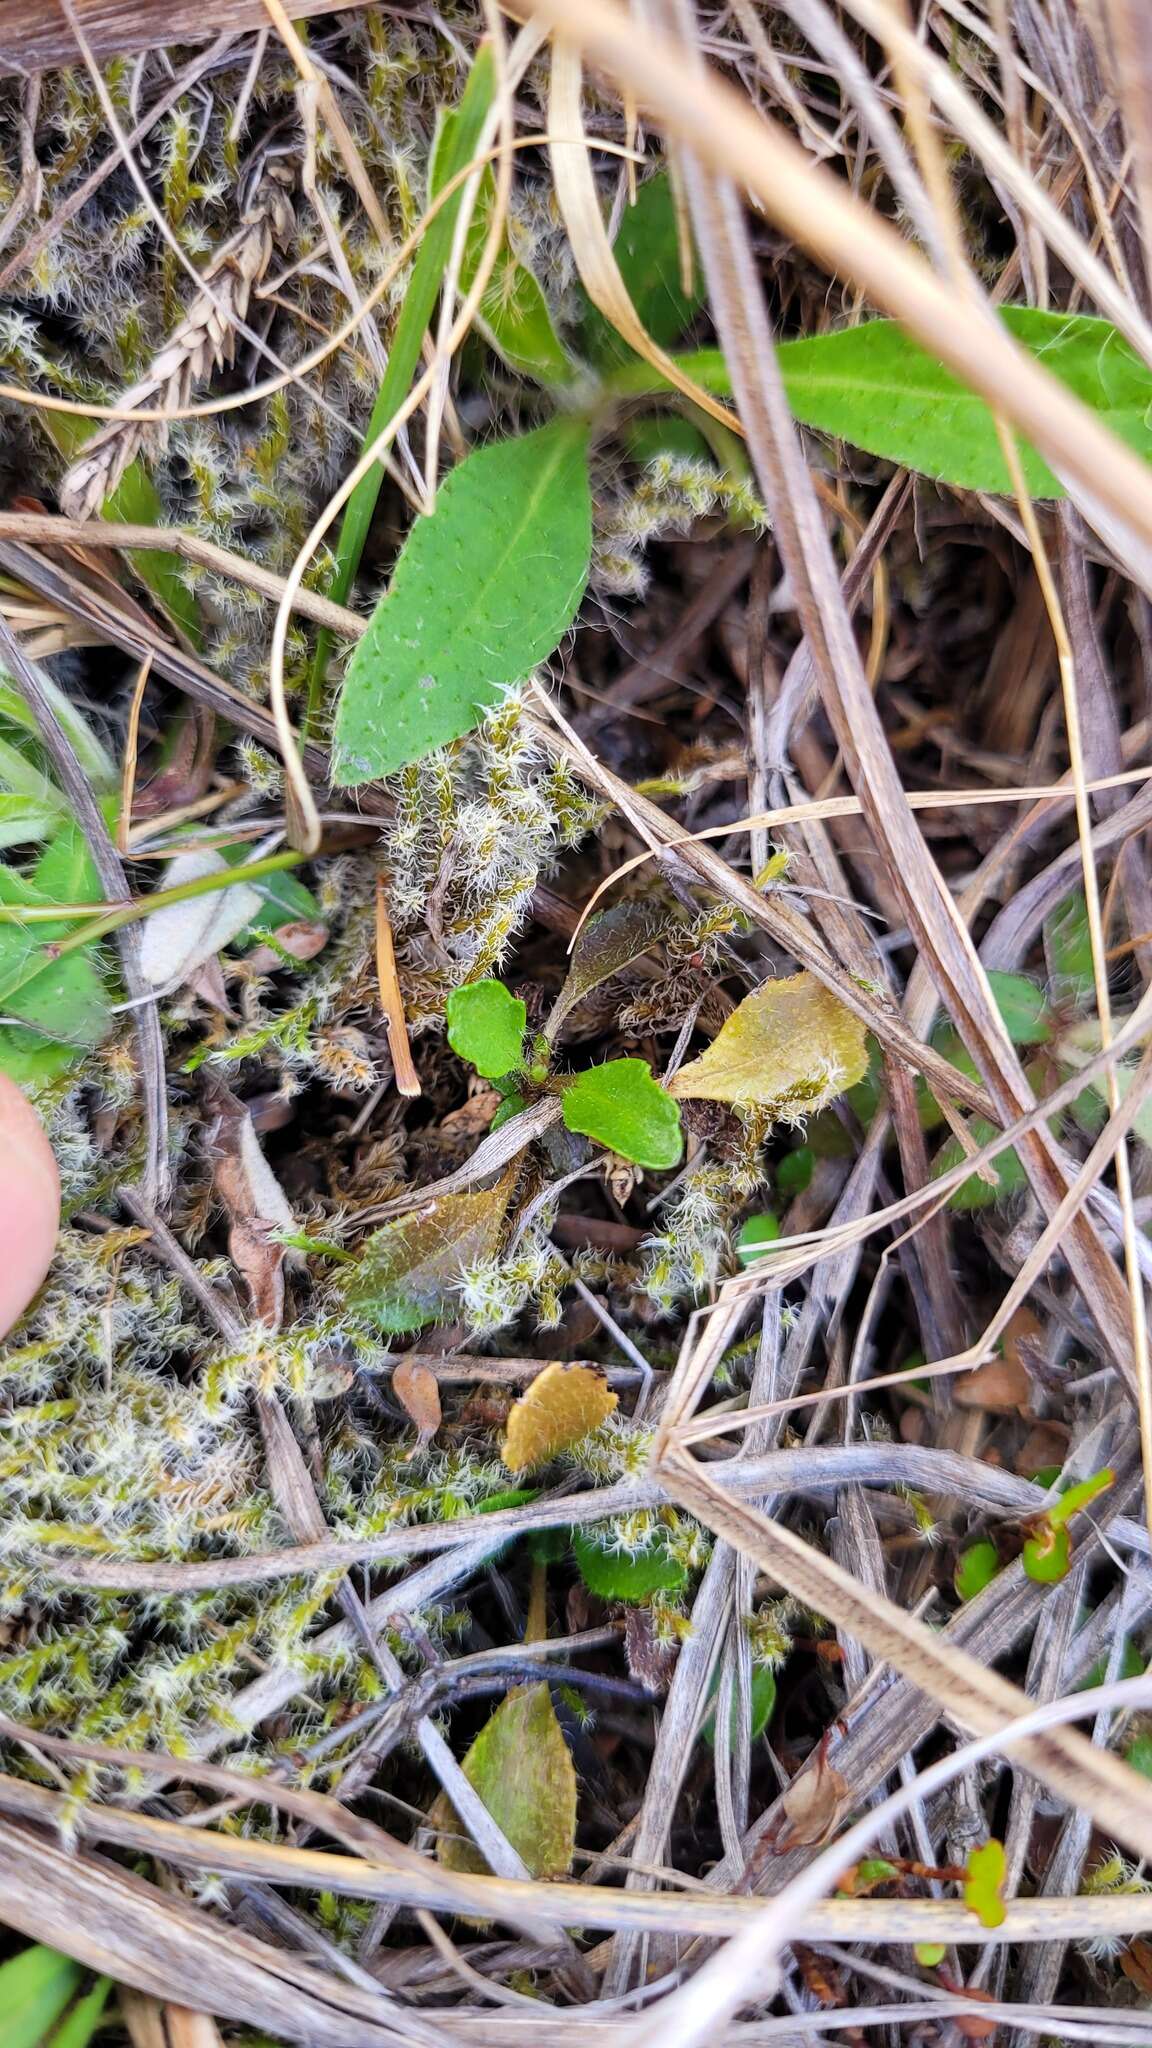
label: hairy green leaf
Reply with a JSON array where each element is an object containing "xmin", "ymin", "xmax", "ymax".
[
  {"xmin": 435, "ymin": 1682, "xmax": 577, "ymax": 1879},
  {"xmin": 446, "ymin": 977, "xmax": 527, "ymax": 1077},
  {"xmin": 545, "ymin": 900, "xmax": 666, "ymax": 1043},
  {"xmin": 608, "ymin": 310, "xmax": 1152, "ymax": 497},
  {"xmin": 0, "ymin": 1945, "xmax": 84, "ymax": 2048},
  {"xmin": 572, "ymin": 1525, "xmax": 688, "ymax": 1602},
  {"xmin": 668, "ymin": 972, "xmax": 869, "ymax": 1113},
  {"xmin": 0, "ymin": 791, "xmax": 64, "ymax": 850},
  {"xmin": 333, "ymin": 419, "xmax": 592, "ymax": 781},
  {"xmin": 986, "ymin": 970, "xmax": 1052, "ymax": 1046},
  {"xmin": 582, "ymin": 169, "xmax": 703, "ymax": 367},
  {"xmin": 561, "ymin": 1057, "xmax": 683, "ymax": 1169},
  {"xmin": 344, "ymin": 1176, "xmax": 513, "ymax": 1334},
  {"xmin": 0, "ymin": 821, "xmax": 110, "ymax": 1082},
  {"xmin": 430, "ymin": 109, "xmax": 572, "ymax": 384}
]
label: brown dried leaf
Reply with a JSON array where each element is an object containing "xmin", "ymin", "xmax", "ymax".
[
  {"xmin": 245, "ymin": 920, "xmax": 329, "ymax": 974},
  {"xmin": 392, "ymin": 1357, "xmax": 442, "ymax": 1451},
  {"xmin": 204, "ymin": 1074, "xmax": 295, "ymax": 1329},
  {"xmin": 775, "ymin": 1742, "xmax": 853, "ymax": 1849},
  {"xmin": 502, "ymin": 1362, "xmax": 618, "ymax": 1473},
  {"xmin": 667, "ymin": 971, "xmax": 868, "ymax": 1112}
]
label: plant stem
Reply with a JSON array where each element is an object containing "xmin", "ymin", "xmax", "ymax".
[{"xmin": 5, "ymin": 851, "xmax": 306, "ymax": 958}]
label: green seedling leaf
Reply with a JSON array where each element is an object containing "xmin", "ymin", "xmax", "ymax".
[
  {"xmin": 669, "ymin": 972, "xmax": 869, "ymax": 1114},
  {"xmin": 622, "ymin": 414, "xmax": 712, "ymax": 466},
  {"xmin": 702, "ymin": 1663, "xmax": 776, "ymax": 1748},
  {"xmin": 572, "ymin": 1524, "xmax": 688, "ymax": 1602},
  {"xmin": 737, "ymin": 1212, "xmax": 781, "ymax": 1257},
  {"xmin": 608, "ymin": 309, "xmax": 1152, "ymax": 497},
  {"xmin": 430, "ymin": 109, "xmax": 572, "ymax": 384},
  {"xmin": 986, "ymin": 970, "xmax": 1052, "ymax": 1046},
  {"xmin": 545, "ymin": 899, "xmax": 667, "ymax": 1043},
  {"xmin": 1045, "ymin": 887, "xmax": 1094, "ymax": 1000},
  {"xmin": 964, "ymin": 1839, "xmax": 1008, "ymax": 1929},
  {"xmin": 46, "ymin": 1975, "xmax": 113, "ymax": 2048},
  {"xmin": 954, "ymin": 1539, "xmax": 1001, "ymax": 1602},
  {"xmin": 935, "ymin": 1117, "xmax": 1028, "ymax": 1212},
  {"xmin": 0, "ymin": 1945, "xmax": 84, "ymax": 2048},
  {"xmin": 0, "ymin": 821, "xmax": 111, "ymax": 1081},
  {"xmin": 446, "ymin": 977, "xmax": 527, "ymax": 1077},
  {"xmin": 435, "ymin": 1680, "xmax": 576, "ymax": 1880},
  {"xmin": 503, "ymin": 1362, "xmax": 618, "ymax": 1472},
  {"xmin": 561, "ymin": 1057, "xmax": 683, "ymax": 1170},
  {"xmin": 333, "ymin": 418, "xmax": 592, "ymax": 782},
  {"xmin": 1047, "ymin": 1467, "xmax": 1114, "ymax": 1528},
  {"xmin": 490, "ymin": 1090, "xmax": 526, "ymax": 1131},
  {"xmin": 344, "ymin": 1174, "xmax": 514, "ymax": 1334},
  {"xmin": 914, "ymin": 1943, "xmax": 947, "ymax": 1969},
  {"xmin": 1022, "ymin": 1521, "xmax": 1071, "ymax": 1583},
  {"xmin": 582, "ymin": 169, "xmax": 704, "ymax": 366},
  {"xmin": 777, "ymin": 1146, "xmax": 814, "ymax": 1197}
]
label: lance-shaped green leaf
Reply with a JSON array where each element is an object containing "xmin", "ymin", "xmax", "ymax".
[
  {"xmin": 581, "ymin": 168, "xmax": 704, "ymax": 367},
  {"xmin": 607, "ymin": 309, "xmax": 1152, "ymax": 498},
  {"xmin": 0, "ymin": 1946, "xmax": 84, "ymax": 2048},
  {"xmin": 430, "ymin": 106, "xmax": 572, "ymax": 385},
  {"xmin": 343, "ymin": 1174, "xmax": 514, "ymax": 1334},
  {"xmin": 333, "ymin": 418, "xmax": 592, "ymax": 781}
]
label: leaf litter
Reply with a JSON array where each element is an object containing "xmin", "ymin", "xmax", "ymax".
[{"xmin": 1, "ymin": 4, "xmax": 1152, "ymax": 2043}]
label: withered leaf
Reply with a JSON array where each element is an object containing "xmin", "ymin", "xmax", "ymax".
[
  {"xmin": 668, "ymin": 971, "xmax": 868, "ymax": 1115},
  {"xmin": 774, "ymin": 1743, "xmax": 853, "ymax": 1849},
  {"xmin": 392, "ymin": 1356, "xmax": 442, "ymax": 1450},
  {"xmin": 546, "ymin": 900, "xmax": 667, "ymax": 1043},
  {"xmin": 139, "ymin": 849, "xmax": 263, "ymax": 990},
  {"xmin": 205, "ymin": 1074, "xmax": 295, "ymax": 1328},
  {"xmin": 345, "ymin": 1174, "xmax": 514, "ymax": 1336},
  {"xmin": 434, "ymin": 1682, "xmax": 577, "ymax": 1880},
  {"xmin": 502, "ymin": 1362, "xmax": 618, "ymax": 1473}
]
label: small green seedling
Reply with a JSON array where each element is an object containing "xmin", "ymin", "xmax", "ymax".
[
  {"xmin": 1022, "ymin": 1468, "xmax": 1113, "ymax": 1585},
  {"xmin": 571, "ymin": 1525, "xmax": 687, "ymax": 1602},
  {"xmin": 737, "ymin": 1212, "xmax": 781, "ymax": 1258},
  {"xmin": 914, "ymin": 1943, "xmax": 947, "ymax": 1969},
  {"xmin": 963, "ymin": 1839, "xmax": 1007, "ymax": 1929},
  {"xmin": 446, "ymin": 978, "xmax": 683, "ymax": 1171},
  {"xmin": 446, "ymin": 978, "xmax": 528, "ymax": 1078}
]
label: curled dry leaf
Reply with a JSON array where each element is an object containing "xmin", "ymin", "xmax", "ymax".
[
  {"xmin": 502, "ymin": 1361, "xmax": 618, "ymax": 1473},
  {"xmin": 773, "ymin": 1740, "xmax": 853, "ymax": 1850},
  {"xmin": 139, "ymin": 850, "xmax": 262, "ymax": 992},
  {"xmin": 205, "ymin": 1074, "xmax": 295, "ymax": 1329},
  {"xmin": 667, "ymin": 971, "xmax": 868, "ymax": 1115},
  {"xmin": 433, "ymin": 1682, "xmax": 577, "ymax": 1881},
  {"xmin": 245, "ymin": 920, "xmax": 329, "ymax": 975},
  {"xmin": 392, "ymin": 1356, "xmax": 442, "ymax": 1454}
]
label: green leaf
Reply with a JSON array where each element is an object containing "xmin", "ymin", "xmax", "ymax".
[
  {"xmin": 1046, "ymin": 1466, "xmax": 1113, "ymax": 1528},
  {"xmin": 561, "ymin": 1057, "xmax": 683, "ymax": 1170},
  {"xmin": 987, "ymin": 970, "xmax": 1051, "ymax": 1046},
  {"xmin": 914, "ymin": 1943, "xmax": 947, "ymax": 1969},
  {"xmin": 0, "ymin": 1945, "xmax": 84, "ymax": 2048},
  {"xmin": 776, "ymin": 1146, "xmax": 813, "ymax": 1197},
  {"xmin": 435, "ymin": 1682, "xmax": 577, "ymax": 1879},
  {"xmin": 607, "ymin": 310, "xmax": 1152, "ymax": 497},
  {"xmin": 545, "ymin": 900, "xmax": 667, "ymax": 1043},
  {"xmin": 702, "ymin": 1663, "xmax": 777, "ymax": 1748},
  {"xmin": 964, "ymin": 1839, "xmax": 1008, "ymax": 1929},
  {"xmin": 954, "ymin": 1539, "xmax": 1000, "ymax": 1601},
  {"xmin": 572, "ymin": 1525, "xmax": 688, "ymax": 1602},
  {"xmin": 935, "ymin": 1118, "xmax": 1028, "ymax": 1212},
  {"xmin": 219, "ymin": 849, "xmax": 321, "ymax": 951},
  {"xmin": 333, "ymin": 419, "xmax": 592, "ymax": 782},
  {"xmin": 737, "ymin": 1213, "xmax": 781, "ymax": 1259},
  {"xmin": 0, "ymin": 792, "xmax": 64, "ymax": 849},
  {"xmin": 343, "ymin": 1175, "xmax": 514, "ymax": 1334},
  {"xmin": 430, "ymin": 110, "xmax": 572, "ymax": 385},
  {"xmin": 1045, "ymin": 887, "xmax": 1094, "ymax": 1001},
  {"xmin": 446, "ymin": 978, "xmax": 527, "ymax": 1077},
  {"xmin": 45, "ymin": 1976, "xmax": 113, "ymax": 2048},
  {"xmin": 1125, "ymin": 1732, "xmax": 1152, "ymax": 1779},
  {"xmin": 0, "ymin": 822, "xmax": 111, "ymax": 1079},
  {"xmin": 1022, "ymin": 1521, "xmax": 1071, "ymax": 1583},
  {"xmin": 308, "ymin": 48, "xmax": 496, "ymax": 720},
  {"xmin": 490, "ymin": 1090, "xmax": 526, "ymax": 1131},
  {"xmin": 582, "ymin": 170, "xmax": 703, "ymax": 366},
  {"xmin": 621, "ymin": 414, "xmax": 712, "ymax": 466},
  {"xmin": 43, "ymin": 412, "xmax": 200, "ymax": 645},
  {"xmin": 668, "ymin": 972, "xmax": 869, "ymax": 1113}
]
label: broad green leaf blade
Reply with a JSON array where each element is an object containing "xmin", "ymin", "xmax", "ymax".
[
  {"xmin": 582, "ymin": 169, "xmax": 704, "ymax": 368},
  {"xmin": 343, "ymin": 1176, "xmax": 514, "ymax": 1334},
  {"xmin": 311, "ymin": 46, "xmax": 496, "ymax": 712},
  {"xmin": 986, "ymin": 971, "xmax": 1051, "ymax": 1046},
  {"xmin": 333, "ymin": 419, "xmax": 592, "ymax": 782},
  {"xmin": 0, "ymin": 821, "xmax": 111, "ymax": 1074},
  {"xmin": 435, "ymin": 1682, "xmax": 577, "ymax": 1879},
  {"xmin": 608, "ymin": 309, "xmax": 1152, "ymax": 498},
  {"xmin": 561, "ymin": 1056, "xmax": 682, "ymax": 1169},
  {"xmin": 446, "ymin": 977, "xmax": 527, "ymax": 1077},
  {"xmin": 430, "ymin": 115, "xmax": 572, "ymax": 385},
  {"xmin": 668, "ymin": 973, "xmax": 868, "ymax": 1114},
  {"xmin": 0, "ymin": 1944, "xmax": 84, "ymax": 2048},
  {"xmin": 572, "ymin": 1524, "xmax": 687, "ymax": 1602},
  {"xmin": 502, "ymin": 1362, "xmax": 618, "ymax": 1472}
]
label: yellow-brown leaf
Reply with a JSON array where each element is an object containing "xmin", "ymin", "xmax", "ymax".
[
  {"xmin": 667, "ymin": 972, "xmax": 868, "ymax": 1114},
  {"xmin": 502, "ymin": 1362, "xmax": 617, "ymax": 1473}
]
